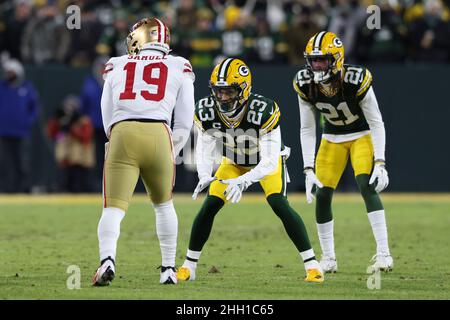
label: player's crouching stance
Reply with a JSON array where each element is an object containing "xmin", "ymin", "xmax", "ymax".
[
  {"xmin": 177, "ymin": 58, "xmax": 324, "ymax": 283},
  {"xmin": 294, "ymin": 31, "xmax": 393, "ymax": 273},
  {"xmin": 92, "ymin": 17, "xmax": 195, "ymax": 286}
]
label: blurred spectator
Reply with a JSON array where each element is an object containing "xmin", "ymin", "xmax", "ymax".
[
  {"xmin": 188, "ymin": 8, "xmax": 221, "ymax": 67},
  {"xmin": 46, "ymin": 95, "xmax": 95, "ymax": 193},
  {"xmin": 407, "ymin": 0, "xmax": 450, "ymax": 62},
  {"xmin": 80, "ymin": 56, "xmax": 108, "ymax": 192},
  {"xmin": 0, "ymin": 0, "xmax": 33, "ymax": 61},
  {"xmin": 356, "ymin": 0, "xmax": 407, "ymax": 63},
  {"xmin": 266, "ymin": 0, "xmax": 286, "ymax": 32},
  {"xmin": 284, "ymin": 5, "xmax": 321, "ymax": 65},
  {"xmin": 96, "ymin": 9, "xmax": 129, "ymax": 57},
  {"xmin": 249, "ymin": 16, "xmax": 288, "ymax": 64},
  {"xmin": 220, "ymin": 5, "xmax": 254, "ymax": 60},
  {"xmin": 328, "ymin": 0, "xmax": 367, "ymax": 62},
  {"xmin": 66, "ymin": 1, "xmax": 104, "ymax": 66},
  {"xmin": 177, "ymin": 0, "xmax": 197, "ymax": 31},
  {"xmin": 0, "ymin": 58, "xmax": 39, "ymax": 193},
  {"xmin": 21, "ymin": 4, "xmax": 71, "ymax": 64},
  {"xmin": 1, "ymin": 0, "xmax": 450, "ymax": 66}
]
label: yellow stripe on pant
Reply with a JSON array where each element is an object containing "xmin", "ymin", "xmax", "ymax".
[{"xmin": 315, "ymin": 134, "xmax": 374, "ymax": 189}]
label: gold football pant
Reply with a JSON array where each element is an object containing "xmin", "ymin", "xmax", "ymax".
[
  {"xmin": 209, "ymin": 156, "xmax": 287, "ymax": 201},
  {"xmin": 316, "ymin": 134, "xmax": 374, "ymax": 189},
  {"xmin": 103, "ymin": 121, "xmax": 175, "ymax": 211}
]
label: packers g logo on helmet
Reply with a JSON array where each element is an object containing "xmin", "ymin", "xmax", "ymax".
[
  {"xmin": 238, "ymin": 65, "xmax": 249, "ymax": 76},
  {"xmin": 209, "ymin": 58, "xmax": 252, "ymax": 113},
  {"xmin": 126, "ymin": 17, "xmax": 170, "ymax": 55},
  {"xmin": 304, "ymin": 31, "xmax": 344, "ymax": 83}
]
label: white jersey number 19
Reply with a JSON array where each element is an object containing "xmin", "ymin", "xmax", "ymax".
[{"xmin": 119, "ymin": 62, "xmax": 168, "ymax": 102}]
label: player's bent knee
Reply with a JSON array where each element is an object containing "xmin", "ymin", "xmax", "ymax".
[
  {"xmin": 316, "ymin": 187, "xmax": 334, "ymax": 205},
  {"xmin": 355, "ymin": 174, "xmax": 384, "ymax": 212},
  {"xmin": 153, "ymin": 199, "xmax": 175, "ymax": 210},
  {"xmin": 266, "ymin": 193, "xmax": 289, "ymax": 214},
  {"xmin": 105, "ymin": 198, "xmax": 129, "ymax": 212},
  {"xmin": 355, "ymin": 174, "xmax": 376, "ymax": 196},
  {"xmin": 208, "ymin": 181, "xmax": 227, "ymax": 202},
  {"xmin": 198, "ymin": 195, "xmax": 225, "ymax": 218}
]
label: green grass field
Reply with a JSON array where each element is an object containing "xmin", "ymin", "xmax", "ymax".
[{"xmin": 0, "ymin": 193, "xmax": 449, "ymax": 300}]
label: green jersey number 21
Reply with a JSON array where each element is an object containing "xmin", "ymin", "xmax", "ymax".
[{"xmin": 316, "ymin": 102, "xmax": 359, "ymax": 126}]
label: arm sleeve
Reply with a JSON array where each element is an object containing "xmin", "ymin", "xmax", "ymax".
[
  {"xmin": 172, "ymin": 76, "xmax": 195, "ymax": 156},
  {"xmin": 360, "ymin": 87, "xmax": 386, "ymax": 161},
  {"xmin": 241, "ymin": 126, "xmax": 281, "ymax": 183},
  {"xmin": 195, "ymin": 127, "xmax": 217, "ymax": 179},
  {"xmin": 100, "ymin": 78, "xmax": 113, "ymax": 138},
  {"xmin": 298, "ymin": 96, "xmax": 317, "ymax": 168}
]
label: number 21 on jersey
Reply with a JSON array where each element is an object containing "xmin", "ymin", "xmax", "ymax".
[{"xmin": 316, "ymin": 102, "xmax": 359, "ymax": 126}]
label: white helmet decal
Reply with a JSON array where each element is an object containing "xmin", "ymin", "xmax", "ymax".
[
  {"xmin": 238, "ymin": 65, "xmax": 249, "ymax": 77},
  {"xmin": 333, "ymin": 37, "xmax": 343, "ymax": 48}
]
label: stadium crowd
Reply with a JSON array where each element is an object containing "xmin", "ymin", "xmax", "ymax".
[
  {"xmin": 0, "ymin": 0, "xmax": 449, "ymax": 193},
  {"xmin": 1, "ymin": 0, "xmax": 450, "ymax": 67}
]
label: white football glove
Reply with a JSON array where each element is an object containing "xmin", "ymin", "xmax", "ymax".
[
  {"xmin": 221, "ymin": 176, "xmax": 252, "ymax": 204},
  {"xmin": 369, "ymin": 162, "xmax": 389, "ymax": 193},
  {"xmin": 304, "ymin": 168, "xmax": 323, "ymax": 204},
  {"xmin": 192, "ymin": 176, "xmax": 216, "ymax": 200}
]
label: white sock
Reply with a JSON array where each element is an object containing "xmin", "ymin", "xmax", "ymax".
[
  {"xmin": 368, "ymin": 210, "xmax": 390, "ymax": 255},
  {"xmin": 153, "ymin": 200, "xmax": 178, "ymax": 267},
  {"xmin": 300, "ymin": 249, "xmax": 319, "ymax": 270},
  {"xmin": 317, "ymin": 220, "xmax": 335, "ymax": 259},
  {"xmin": 97, "ymin": 207, "xmax": 125, "ymax": 262},
  {"xmin": 185, "ymin": 249, "xmax": 202, "ymax": 269}
]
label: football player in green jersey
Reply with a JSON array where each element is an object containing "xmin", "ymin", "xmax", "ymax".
[
  {"xmin": 177, "ymin": 58, "xmax": 324, "ymax": 283},
  {"xmin": 293, "ymin": 31, "xmax": 393, "ymax": 273}
]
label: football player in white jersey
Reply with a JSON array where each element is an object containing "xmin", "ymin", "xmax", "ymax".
[{"xmin": 92, "ymin": 17, "xmax": 195, "ymax": 286}]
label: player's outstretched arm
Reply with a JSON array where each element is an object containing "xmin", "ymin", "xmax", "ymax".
[
  {"xmin": 360, "ymin": 87, "xmax": 389, "ymax": 193},
  {"xmin": 192, "ymin": 127, "xmax": 217, "ymax": 200},
  {"xmin": 298, "ymin": 96, "xmax": 323, "ymax": 203}
]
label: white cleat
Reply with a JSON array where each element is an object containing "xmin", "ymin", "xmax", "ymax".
[
  {"xmin": 319, "ymin": 256, "xmax": 338, "ymax": 273},
  {"xmin": 160, "ymin": 266, "xmax": 177, "ymax": 284},
  {"xmin": 368, "ymin": 254, "xmax": 393, "ymax": 273},
  {"xmin": 92, "ymin": 257, "xmax": 115, "ymax": 286}
]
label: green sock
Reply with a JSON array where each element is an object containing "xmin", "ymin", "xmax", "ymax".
[
  {"xmin": 188, "ymin": 195, "xmax": 224, "ymax": 251},
  {"xmin": 355, "ymin": 174, "xmax": 384, "ymax": 212},
  {"xmin": 266, "ymin": 194, "xmax": 312, "ymax": 252},
  {"xmin": 315, "ymin": 187, "xmax": 334, "ymax": 224}
]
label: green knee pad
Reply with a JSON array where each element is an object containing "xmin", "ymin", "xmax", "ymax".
[
  {"xmin": 355, "ymin": 174, "xmax": 384, "ymax": 212},
  {"xmin": 316, "ymin": 187, "xmax": 334, "ymax": 224}
]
